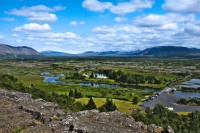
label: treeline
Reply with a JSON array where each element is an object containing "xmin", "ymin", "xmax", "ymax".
[
  {"xmin": 181, "ymin": 87, "xmax": 200, "ymax": 92},
  {"xmin": 132, "ymin": 104, "xmax": 200, "ymax": 133},
  {"xmin": 65, "ymin": 72, "xmax": 85, "ymax": 80},
  {"xmin": 177, "ymin": 98, "xmax": 200, "ymax": 106},
  {"xmin": 95, "ymin": 69, "xmax": 161, "ymax": 84},
  {"xmin": 0, "ymin": 74, "xmax": 83, "ymax": 111},
  {"xmin": 69, "ymin": 89, "xmax": 83, "ymax": 98}
]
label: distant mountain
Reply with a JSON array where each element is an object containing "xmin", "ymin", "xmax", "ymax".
[
  {"xmin": 0, "ymin": 44, "xmax": 39, "ymax": 55},
  {"xmin": 138, "ymin": 46, "xmax": 200, "ymax": 56},
  {"xmin": 41, "ymin": 51, "xmax": 75, "ymax": 56},
  {"xmin": 3, "ymin": 44, "xmax": 199, "ymax": 57},
  {"xmin": 80, "ymin": 46, "xmax": 200, "ymax": 57},
  {"xmin": 79, "ymin": 50, "xmax": 141, "ymax": 56}
]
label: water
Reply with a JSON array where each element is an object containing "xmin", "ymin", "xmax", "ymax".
[
  {"xmin": 179, "ymin": 79, "xmax": 200, "ymax": 89},
  {"xmin": 43, "ymin": 75, "xmax": 120, "ymax": 88},
  {"xmin": 43, "ymin": 76, "xmax": 66, "ymax": 84},
  {"xmin": 173, "ymin": 91, "xmax": 200, "ymax": 99}
]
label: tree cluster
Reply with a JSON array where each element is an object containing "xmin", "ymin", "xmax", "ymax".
[
  {"xmin": 95, "ymin": 69, "xmax": 161, "ymax": 84},
  {"xmin": 65, "ymin": 72, "xmax": 85, "ymax": 80},
  {"xmin": 132, "ymin": 96, "xmax": 139, "ymax": 104},
  {"xmin": 177, "ymin": 98, "xmax": 200, "ymax": 106},
  {"xmin": 68, "ymin": 89, "xmax": 83, "ymax": 98},
  {"xmin": 84, "ymin": 97, "xmax": 97, "ymax": 110},
  {"xmin": 132, "ymin": 104, "xmax": 200, "ymax": 133},
  {"xmin": 98, "ymin": 98, "xmax": 117, "ymax": 112}
]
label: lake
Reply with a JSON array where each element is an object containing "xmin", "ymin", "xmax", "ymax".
[
  {"xmin": 173, "ymin": 91, "xmax": 200, "ymax": 99},
  {"xmin": 43, "ymin": 75, "xmax": 120, "ymax": 88},
  {"xmin": 178, "ymin": 79, "xmax": 200, "ymax": 89}
]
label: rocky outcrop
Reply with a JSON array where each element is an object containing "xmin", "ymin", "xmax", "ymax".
[
  {"xmin": 167, "ymin": 126, "xmax": 175, "ymax": 133},
  {"xmin": 0, "ymin": 44, "xmax": 39, "ymax": 55},
  {"xmin": 0, "ymin": 89, "xmax": 168, "ymax": 133}
]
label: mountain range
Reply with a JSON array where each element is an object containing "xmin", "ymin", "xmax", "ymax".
[
  {"xmin": 0, "ymin": 44, "xmax": 39, "ymax": 56},
  {"xmin": 40, "ymin": 51, "xmax": 74, "ymax": 56},
  {"xmin": 78, "ymin": 46, "xmax": 200, "ymax": 57},
  {"xmin": 1, "ymin": 43, "xmax": 200, "ymax": 57}
]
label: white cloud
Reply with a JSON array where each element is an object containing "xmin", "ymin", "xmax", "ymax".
[
  {"xmin": 70, "ymin": 21, "xmax": 85, "ymax": 26},
  {"xmin": 27, "ymin": 12, "xmax": 57, "ymax": 22},
  {"xmin": 110, "ymin": 0, "xmax": 153, "ymax": 15},
  {"xmin": 134, "ymin": 13, "xmax": 194, "ymax": 27},
  {"xmin": 3, "ymin": 30, "xmax": 78, "ymax": 53},
  {"xmin": 41, "ymin": 32, "xmax": 77, "ymax": 39},
  {"xmin": 0, "ymin": 35, "xmax": 4, "ymax": 39},
  {"xmin": 163, "ymin": 0, "xmax": 200, "ymax": 13},
  {"xmin": 0, "ymin": 18, "xmax": 15, "ymax": 21},
  {"xmin": 82, "ymin": 0, "xmax": 153, "ymax": 15},
  {"xmin": 92, "ymin": 25, "xmax": 116, "ymax": 33},
  {"xmin": 12, "ymin": 34, "xmax": 18, "ymax": 37},
  {"xmin": 114, "ymin": 17, "xmax": 127, "ymax": 23},
  {"xmin": 88, "ymin": 21, "xmax": 200, "ymax": 52},
  {"xmin": 93, "ymin": 25, "xmax": 153, "ymax": 34},
  {"xmin": 184, "ymin": 23, "xmax": 200, "ymax": 35},
  {"xmin": 159, "ymin": 23, "xmax": 178, "ymax": 30},
  {"xmin": 7, "ymin": 5, "xmax": 65, "ymax": 22},
  {"xmin": 82, "ymin": 0, "xmax": 112, "ymax": 12},
  {"xmin": 14, "ymin": 23, "xmax": 51, "ymax": 32},
  {"xmin": 7, "ymin": 5, "xmax": 65, "ymax": 15},
  {"xmin": 70, "ymin": 21, "xmax": 78, "ymax": 26}
]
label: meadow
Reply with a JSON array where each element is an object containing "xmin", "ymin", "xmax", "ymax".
[{"xmin": 0, "ymin": 57, "xmax": 199, "ymax": 113}]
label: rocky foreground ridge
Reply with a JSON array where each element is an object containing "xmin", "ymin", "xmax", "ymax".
[{"xmin": 0, "ymin": 88, "xmax": 174, "ymax": 133}]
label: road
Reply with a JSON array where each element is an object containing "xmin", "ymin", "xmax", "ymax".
[{"xmin": 141, "ymin": 87, "xmax": 200, "ymax": 112}]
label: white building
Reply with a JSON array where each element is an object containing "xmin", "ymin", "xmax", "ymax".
[
  {"xmin": 83, "ymin": 73, "xmax": 89, "ymax": 78},
  {"xmin": 93, "ymin": 73, "xmax": 107, "ymax": 79},
  {"xmin": 166, "ymin": 107, "xmax": 174, "ymax": 111}
]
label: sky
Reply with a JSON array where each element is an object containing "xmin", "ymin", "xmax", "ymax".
[{"xmin": 0, "ymin": 0, "xmax": 200, "ymax": 54}]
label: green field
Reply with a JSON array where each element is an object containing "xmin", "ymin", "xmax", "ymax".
[
  {"xmin": 0, "ymin": 57, "xmax": 199, "ymax": 114},
  {"xmin": 76, "ymin": 98, "xmax": 140, "ymax": 113}
]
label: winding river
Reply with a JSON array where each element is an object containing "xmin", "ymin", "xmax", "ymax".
[
  {"xmin": 43, "ymin": 75, "xmax": 120, "ymax": 88},
  {"xmin": 42, "ymin": 73, "xmax": 200, "ymax": 99}
]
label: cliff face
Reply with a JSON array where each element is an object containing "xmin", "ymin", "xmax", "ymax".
[
  {"xmin": 0, "ymin": 89, "xmax": 173, "ymax": 133},
  {"xmin": 0, "ymin": 44, "xmax": 39, "ymax": 55}
]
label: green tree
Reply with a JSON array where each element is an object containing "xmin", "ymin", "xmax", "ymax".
[
  {"xmin": 69, "ymin": 89, "xmax": 74, "ymax": 97},
  {"xmin": 99, "ymin": 98, "xmax": 117, "ymax": 112},
  {"xmin": 74, "ymin": 89, "xmax": 83, "ymax": 98},
  {"xmin": 132, "ymin": 96, "xmax": 139, "ymax": 104},
  {"xmin": 85, "ymin": 97, "xmax": 97, "ymax": 110},
  {"xmin": 188, "ymin": 111, "xmax": 200, "ymax": 132}
]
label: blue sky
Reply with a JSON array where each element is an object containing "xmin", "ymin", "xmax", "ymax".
[{"xmin": 0, "ymin": 0, "xmax": 200, "ymax": 53}]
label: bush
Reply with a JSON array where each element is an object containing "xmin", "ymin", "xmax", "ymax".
[
  {"xmin": 84, "ymin": 97, "xmax": 97, "ymax": 110},
  {"xmin": 132, "ymin": 96, "xmax": 139, "ymax": 104},
  {"xmin": 98, "ymin": 98, "xmax": 117, "ymax": 112}
]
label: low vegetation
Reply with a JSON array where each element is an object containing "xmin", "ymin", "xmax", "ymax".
[
  {"xmin": 0, "ymin": 74, "xmax": 83, "ymax": 111},
  {"xmin": 177, "ymin": 98, "xmax": 200, "ymax": 106},
  {"xmin": 132, "ymin": 104, "xmax": 200, "ymax": 133}
]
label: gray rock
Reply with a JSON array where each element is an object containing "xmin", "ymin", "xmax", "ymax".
[
  {"xmin": 167, "ymin": 126, "xmax": 175, "ymax": 133},
  {"xmin": 0, "ymin": 88, "xmax": 168, "ymax": 133}
]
